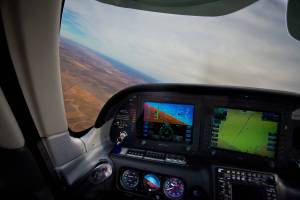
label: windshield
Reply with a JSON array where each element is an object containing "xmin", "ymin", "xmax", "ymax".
[{"xmin": 60, "ymin": 0, "xmax": 300, "ymax": 132}]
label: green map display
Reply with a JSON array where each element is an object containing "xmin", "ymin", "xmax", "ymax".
[{"xmin": 211, "ymin": 108, "xmax": 279, "ymax": 158}]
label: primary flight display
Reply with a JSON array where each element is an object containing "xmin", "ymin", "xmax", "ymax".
[{"xmin": 142, "ymin": 102, "xmax": 194, "ymax": 144}]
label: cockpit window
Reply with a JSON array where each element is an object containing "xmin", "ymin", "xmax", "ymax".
[{"xmin": 60, "ymin": 0, "xmax": 300, "ymax": 132}]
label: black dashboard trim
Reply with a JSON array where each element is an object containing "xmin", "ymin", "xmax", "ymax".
[{"xmin": 95, "ymin": 84, "xmax": 300, "ymax": 128}]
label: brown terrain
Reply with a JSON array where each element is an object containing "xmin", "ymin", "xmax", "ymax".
[{"xmin": 60, "ymin": 37, "xmax": 147, "ymax": 132}]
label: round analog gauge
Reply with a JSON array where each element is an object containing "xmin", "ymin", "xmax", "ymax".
[
  {"xmin": 143, "ymin": 174, "xmax": 161, "ymax": 191},
  {"xmin": 163, "ymin": 177, "xmax": 185, "ymax": 200},
  {"xmin": 120, "ymin": 169, "xmax": 139, "ymax": 190}
]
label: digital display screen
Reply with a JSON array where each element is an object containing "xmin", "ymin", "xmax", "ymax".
[
  {"xmin": 211, "ymin": 107, "xmax": 279, "ymax": 158},
  {"xmin": 142, "ymin": 102, "xmax": 194, "ymax": 144}
]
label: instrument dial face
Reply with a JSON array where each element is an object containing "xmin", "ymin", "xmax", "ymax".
[
  {"xmin": 143, "ymin": 174, "xmax": 161, "ymax": 191},
  {"xmin": 120, "ymin": 169, "xmax": 139, "ymax": 190},
  {"xmin": 163, "ymin": 177, "xmax": 185, "ymax": 200}
]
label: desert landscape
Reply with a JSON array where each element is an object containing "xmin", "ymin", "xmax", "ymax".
[{"xmin": 60, "ymin": 37, "xmax": 148, "ymax": 132}]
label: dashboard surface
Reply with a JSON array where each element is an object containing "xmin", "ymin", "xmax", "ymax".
[{"xmin": 91, "ymin": 84, "xmax": 300, "ymax": 200}]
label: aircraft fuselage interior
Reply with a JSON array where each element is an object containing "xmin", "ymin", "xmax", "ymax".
[{"xmin": 1, "ymin": 1, "xmax": 300, "ymax": 200}]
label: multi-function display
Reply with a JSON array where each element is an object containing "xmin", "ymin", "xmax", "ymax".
[{"xmin": 211, "ymin": 107, "xmax": 280, "ymax": 158}]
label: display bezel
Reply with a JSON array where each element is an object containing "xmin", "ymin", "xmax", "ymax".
[
  {"xmin": 141, "ymin": 101, "xmax": 195, "ymax": 145},
  {"xmin": 209, "ymin": 106, "xmax": 281, "ymax": 159}
]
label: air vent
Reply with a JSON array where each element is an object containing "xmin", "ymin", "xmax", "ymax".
[
  {"xmin": 144, "ymin": 151, "xmax": 165, "ymax": 162},
  {"xmin": 126, "ymin": 149, "xmax": 145, "ymax": 158}
]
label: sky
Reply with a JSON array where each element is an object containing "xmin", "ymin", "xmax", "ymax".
[{"xmin": 60, "ymin": 0, "xmax": 300, "ymax": 94}]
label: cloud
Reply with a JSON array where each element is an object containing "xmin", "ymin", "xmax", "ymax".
[{"xmin": 61, "ymin": 0, "xmax": 300, "ymax": 93}]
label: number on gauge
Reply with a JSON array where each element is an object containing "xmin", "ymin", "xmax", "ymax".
[
  {"xmin": 120, "ymin": 169, "xmax": 139, "ymax": 190},
  {"xmin": 163, "ymin": 177, "xmax": 184, "ymax": 200}
]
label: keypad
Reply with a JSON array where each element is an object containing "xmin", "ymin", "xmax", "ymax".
[{"xmin": 216, "ymin": 167, "xmax": 277, "ymax": 200}]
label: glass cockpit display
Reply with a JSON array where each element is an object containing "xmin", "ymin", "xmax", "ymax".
[
  {"xmin": 142, "ymin": 102, "xmax": 194, "ymax": 144},
  {"xmin": 211, "ymin": 107, "xmax": 279, "ymax": 158}
]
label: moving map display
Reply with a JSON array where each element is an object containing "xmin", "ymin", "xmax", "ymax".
[
  {"xmin": 143, "ymin": 102, "xmax": 194, "ymax": 144},
  {"xmin": 211, "ymin": 107, "xmax": 279, "ymax": 158}
]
